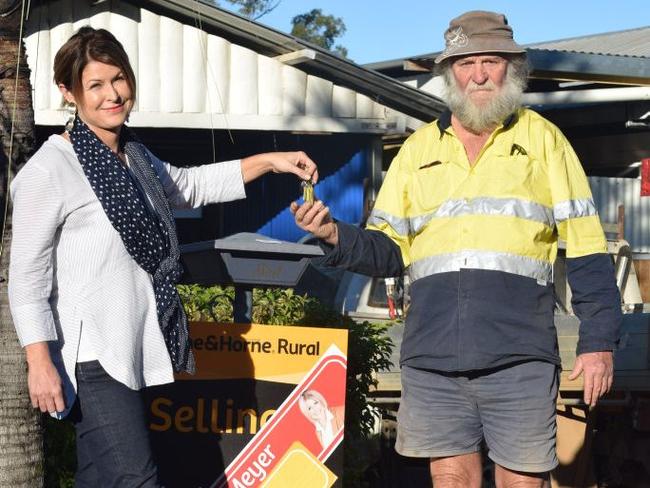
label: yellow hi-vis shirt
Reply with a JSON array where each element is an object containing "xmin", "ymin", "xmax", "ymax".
[{"xmin": 367, "ymin": 108, "xmax": 606, "ymax": 285}]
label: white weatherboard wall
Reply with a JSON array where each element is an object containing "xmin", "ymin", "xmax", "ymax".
[{"xmin": 24, "ymin": 1, "xmax": 400, "ymax": 134}]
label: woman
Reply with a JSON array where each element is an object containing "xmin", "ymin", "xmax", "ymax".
[
  {"xmin": 298, "ymin": 389, "xmax": 345, "ymax": 449},
  {"xmin": 8, "ymin": 27, "xmax": 317, "ymax": 487}
]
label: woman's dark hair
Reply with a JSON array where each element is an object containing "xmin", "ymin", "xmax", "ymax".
[{"xmin": 53, "ymin": 26, "xmax": 136, "ymax": 101}]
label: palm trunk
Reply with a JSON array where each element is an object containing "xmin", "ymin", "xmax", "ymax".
[{"xmin": 0, "ymin": 1, "xmax": 42, "ymax": 486}]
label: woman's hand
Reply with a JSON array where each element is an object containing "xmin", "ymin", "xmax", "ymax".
[
  {"xmin": 241, "ymin": 152, "xmax": 318, "ymax": 184},
  {"xmin": 25, "ymin": 342, "xmax": 65, "ymax": 414},
  {"xmin": 267, "ymin": 151, "xmax": 319, "ymax": 182},
  {"xmin": 290, "ymin": 199, "xmax": 339, "ymax": 246}
]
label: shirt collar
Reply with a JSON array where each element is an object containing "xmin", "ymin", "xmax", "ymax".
[{"xmin": 436, "ymin": 109, "xmax": 452, "ymax": 133}]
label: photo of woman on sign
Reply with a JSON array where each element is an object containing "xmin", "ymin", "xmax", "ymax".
[{"xmin": 298, "ymin": 389, "xmax": 345, "ymax": 449}]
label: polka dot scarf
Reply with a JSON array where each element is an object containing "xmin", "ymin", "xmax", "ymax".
[{"xmin": 69, "ymin": 116, "xmax": 195, "ymax": 374}]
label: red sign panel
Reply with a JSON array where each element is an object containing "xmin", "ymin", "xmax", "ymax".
[
  {"xmin": 214, "ymin": 346, "xmax": 347, "ymax": 487},
  {"xmin": 642, "ymin": 159, "xmax": 650, "ymax": 197}
]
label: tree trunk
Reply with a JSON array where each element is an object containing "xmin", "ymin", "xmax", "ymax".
[{"xmin": 0, "ymin": 1, "xmax": 42, "ymax": 486}]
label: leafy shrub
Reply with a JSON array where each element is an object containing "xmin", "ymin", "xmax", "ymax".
[{"xmin": 177, "ymin": 283, "xmax": 234, "ymax": 322}]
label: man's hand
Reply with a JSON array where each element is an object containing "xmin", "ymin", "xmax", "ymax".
[
  {"xmin": 290, "ymin": 200, "xmax": 338, "ymax": 246},
  {"xmin": 568, "ymin": 351, "xmax": 614, "ymax": 406}
]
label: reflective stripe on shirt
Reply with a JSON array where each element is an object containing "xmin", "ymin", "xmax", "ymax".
[
  {"xmin": 410, "ymin": 196, "xmax": 555, "ymax": 234},
  {"xmin": 367, "ymin": 208, "xmax": 411, "ymax": 236},
  {"xmin": 553, "ymin": 197, "xmax": 598, "ymax": 223},
  {"xmin": 409, "ymin": 249, "xmax": 552, "ymax": 283},
  {"xmin": 369, "ymin": 196, "xmax": 557, "ymax": 237}
]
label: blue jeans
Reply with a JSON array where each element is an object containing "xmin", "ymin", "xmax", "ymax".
[{"xmin": 70, "ymin": 361, "xmax": 161, "ymax": 487}]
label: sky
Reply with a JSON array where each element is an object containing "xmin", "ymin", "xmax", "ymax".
[{"xmin": 227, "ymin": 0, "xmax": 650, "ymax": 64}]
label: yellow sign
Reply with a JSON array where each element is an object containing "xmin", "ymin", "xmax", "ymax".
[
  {"xmin": 176, "ymin": 322, "xmax": 348, "ymax": 384},
  {"xmin": 263, "ymin": 441, "xmax": 337, "ymax": 488}
]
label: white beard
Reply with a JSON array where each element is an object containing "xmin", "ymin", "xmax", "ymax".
[{"xmin": 443, "ymin": 66, "xmax": 525, "ymax": 134}]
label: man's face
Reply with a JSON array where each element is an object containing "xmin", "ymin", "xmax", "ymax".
[{"xmin": 450, "ymin": 55, "xmax": 508, "ymax": 107}]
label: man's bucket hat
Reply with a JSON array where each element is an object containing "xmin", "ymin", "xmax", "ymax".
[{"xmin": 434, "ymin": 10, "xmax": 526, "ymax": 64}]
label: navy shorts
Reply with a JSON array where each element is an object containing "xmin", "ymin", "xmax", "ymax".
[{"xmin": 395, "ymin": 360, "xmax": 559, "ymax": 473}]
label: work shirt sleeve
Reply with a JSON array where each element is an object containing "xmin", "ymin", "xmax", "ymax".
[
  {"xmin": 548, "ymin": 136, "xmax": 607, "ymax": 257},
  {"xmin": 566, "ymin": 254, "xmax": 622, "ymax": 354},
  {"xmin": 320, "ymin": 221, "xmax": 405, "ymax": 277},
  {"xmin": 548, "ymin": 134, "xmax": 621, "ymax": 354},
  {"xmin": 8, "ymin": 162, "xmax": 66, "ymax": 346}
]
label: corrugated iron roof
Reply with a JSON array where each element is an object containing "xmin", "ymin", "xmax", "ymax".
[
  {"xmin": 26, "ymin": 0, "xmax": 446, "ymax": 129},
  {"xmin": 366, "ymin": 26, "xmax": 650, "ymax": 85},
  {"xmin": 527, "ymin": 26, "xmax": 650, "ymax": 59}
]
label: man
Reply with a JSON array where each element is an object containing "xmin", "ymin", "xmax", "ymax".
[{"xmin": 292, "ymin": 10, "xmax": 621, "ymax": 488}]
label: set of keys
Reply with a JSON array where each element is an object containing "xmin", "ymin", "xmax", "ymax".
[{"xmin": 301, "ymin": 179, "xmax": 315, "ymax": 204}]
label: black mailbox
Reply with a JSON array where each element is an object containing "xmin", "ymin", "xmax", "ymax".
[{"xmin": 180, "ymin": 232, "xmax": 324, "ymax": 287}]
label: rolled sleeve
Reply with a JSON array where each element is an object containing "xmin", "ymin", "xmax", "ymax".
[
  {"xmin": 10, "ymin": 303, "xmax": 58, "ymax": 346},
  {"xmin": 548, "ymin": 141, "xmax": 607, "ymax": 258},
  {"xmin": 9, "ymin": 163, "xmax": 65, "ymax": 346}
]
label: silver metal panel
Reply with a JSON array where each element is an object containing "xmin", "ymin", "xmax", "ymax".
[
  {"xmin": 589, "ymin": 176, "xmax": 650, "ymax": 254},
  {"xmin": 528, "ymin": 27, "xmax": 650, "ymax": 58}
]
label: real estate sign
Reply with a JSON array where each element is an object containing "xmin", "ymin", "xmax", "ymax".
[{"xmin": 145, "ymin": 322, "xmax": 348, "ymax": 488}]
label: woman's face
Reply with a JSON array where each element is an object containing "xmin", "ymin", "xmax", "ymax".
[
  {"xmin": 62, "ymin": 60, "xmax": 133, "ymax": 136},
  {"xmin": 304, "ymin": 396, "xmax": 326, "ymax": 422}
]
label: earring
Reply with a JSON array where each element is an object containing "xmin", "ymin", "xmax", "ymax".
[{"xmin": 64, "ymin": 102, "xmax": 76, "ymax": 132}]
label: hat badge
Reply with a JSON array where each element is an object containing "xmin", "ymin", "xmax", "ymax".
[{"xmin": 445, "ymin": 26, "xmax": 469, "ymax": 51}]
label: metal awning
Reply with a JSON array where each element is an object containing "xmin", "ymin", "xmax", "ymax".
[
  {"xmin": 527, "ymin": 49, "xmax": 650, "ymax": 85},
  {"xmin": 366, "ymin": 48, "xmax": 650, "ymax": 86}
]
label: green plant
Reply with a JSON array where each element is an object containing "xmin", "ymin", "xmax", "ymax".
[{"xmin": 177, "ymin": 283, "xmax": 234, "ymax": 322}]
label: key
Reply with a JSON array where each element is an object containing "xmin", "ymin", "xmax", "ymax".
[{"xmin": 301, "ymin": 179, "xmax": 314, "ymax": 203}]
